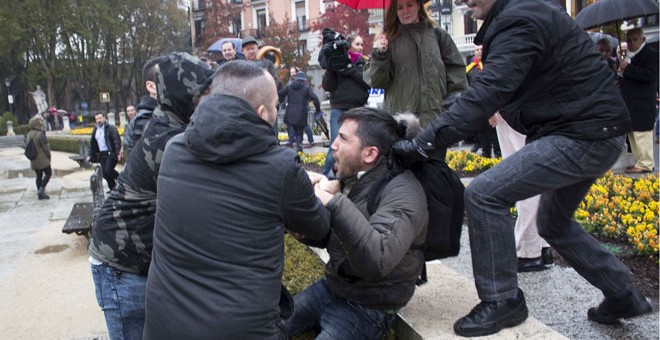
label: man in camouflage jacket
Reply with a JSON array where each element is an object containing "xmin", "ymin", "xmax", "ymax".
[{"xmin": 88, "ymin": 52, "xmax": 213, "ymax": 340}]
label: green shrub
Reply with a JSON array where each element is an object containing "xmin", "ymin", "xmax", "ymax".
[
  {"xmin": 0, "ymin": 112, "xmax": 19, "ymax": 135},
  {"xmin": 48, "ymin": 136, "xmax": 89, "ymax": 154}
]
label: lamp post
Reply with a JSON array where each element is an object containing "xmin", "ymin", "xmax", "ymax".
[{"xmin": 4, "ymin": 78, "xmax": 12, "ymax": 116}]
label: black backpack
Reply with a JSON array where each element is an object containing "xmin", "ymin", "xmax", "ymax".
[
  {"xmin": 367, "ymin": 158, "xmax": 465, "ymax": 285},
  {"xmin": 24, "ymin": 137, "xmax": 37, "ymax": 161}
]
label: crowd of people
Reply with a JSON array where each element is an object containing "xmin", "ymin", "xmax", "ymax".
[{"xmin": 72, "ymin": 0, "xmax": 657, "ymax": 339}]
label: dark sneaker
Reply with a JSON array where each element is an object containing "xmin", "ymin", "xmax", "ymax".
[
  {"xmin": 588, "ymin": 289, "xmax": 652, "ymax": 325},
  {"xmin": 454, "ymin": 288, "xmax": 529, "ymax": 337},
  {"xmin": 517, "ymin": 257, "xmax": 547, "ymax": 272}
]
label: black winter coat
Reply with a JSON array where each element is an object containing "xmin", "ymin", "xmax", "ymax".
[
  {"xmin": 279, "ymin": 80, "xmax": 320, "ymax": 127},
  {"xmin": 323, "ymin": 57, "xmax": 370, "ymax": 110},
  {"xmin": 144, "ymin": 94, "xmax": 330, "ymax": 340},
  {"xmin": 427, "ymin": 0, "xmax": 631, "ymax": 146},
  {"xmin": 620, "ymin": 43, "xmax": 659, "ymax": 131},
  {"xmin": 88, "ymin": 123, "xmax": 121, "ymax": 163}
]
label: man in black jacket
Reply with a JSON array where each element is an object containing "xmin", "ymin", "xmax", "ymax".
[
  {"xmin": 88, "ymin": 112, "xmax": 121, "ymax": 190},
  {"xmin": 619, "ymin": 28, "xmax": 659, "ymax": 174},
  {"xmin": 393, "ymin": 0, "xmax": 652, "ymax": 337},
  {"xmin": 143, "ymin": 61, "xmax": 330, "ymax": 340}
]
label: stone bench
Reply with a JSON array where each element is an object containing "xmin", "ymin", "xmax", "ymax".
[
  {"xmin": 69, "ymin": 138, "xmax": 92, "ymax": 169},
  {"xmin": 61, "ymin": 165, "xmax": 105, "ymax": 237}
]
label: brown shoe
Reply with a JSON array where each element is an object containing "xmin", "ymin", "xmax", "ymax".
[
  {"xmin": 625, "ymin": 165, "xmax": 635, "ymax": 170},
  {"xmin": 625, "ymin": 167, "xmax": 652, "ymax": 174}
]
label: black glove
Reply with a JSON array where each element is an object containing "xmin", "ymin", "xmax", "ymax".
[{"xmin": 392, "ymin": 139, "xmax": 428, "ymax": 168}]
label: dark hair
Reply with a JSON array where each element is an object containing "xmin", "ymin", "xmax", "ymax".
[
  {"xmin": 596, "ymin": 38, "xmax": 611, "ymax": 48},
  {"xmin": 338, "ymin": 107, "xmax": 400, "ymax": 160},
  {"xmin": 142, "ymin": 57, "xmax": 161, "ymax": 83},
  {"xmin": 221, "ymin": 41, "xmax": 236, "ymax": 50}
]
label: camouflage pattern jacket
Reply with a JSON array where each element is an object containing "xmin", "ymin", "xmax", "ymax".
[{"xmin": 88, "ymin": 52, "xmax": 213, "ymax": 274}]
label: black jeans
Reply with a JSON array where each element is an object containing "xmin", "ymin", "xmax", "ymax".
[
  {"xmin": 35, "ymin": 165, "xmax": 52, "ymax": 189},
  {"xmin": 98, "ymin": 152, "xmax": 119, "ymax": 190}
]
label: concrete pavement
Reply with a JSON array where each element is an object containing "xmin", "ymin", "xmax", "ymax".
[{"xmin": 0, "ymin": 146, "xmax": 657, "ymax": 339}]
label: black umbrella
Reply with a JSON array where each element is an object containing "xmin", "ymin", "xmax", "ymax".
[
  {"xmin": 315, "ymin": 115, "xmax": 330, "ymax": 140},
  {"xmin": 575, "ymin": 0, "xmax": 658, "ymax": 51},
  {"xmin": 575, "ymin": 0, "xmax": 659, "ymax": 30}
]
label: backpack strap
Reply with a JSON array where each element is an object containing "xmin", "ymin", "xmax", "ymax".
[{"xmin": 366, "ymin": 169, "xmax": 401, "ymax": 215}]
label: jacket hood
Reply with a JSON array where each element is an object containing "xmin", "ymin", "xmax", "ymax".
[
  {"xmin": 154, "ymin": 52, "xmax": 214, "ymax": 125},
  {"xmin": 136, "ymin": 95, "xmax": 157, "ymax": 112},
  {"xmin": 291, "ymin": 80, "xmax": 305, "ymax": 91},
  {"xmin": 29, "ymin": 115, "xmax": 46, "ymax": 131},
  {"xmin": 184, "ymin": 94, "xmax": 278, "ymax": 164}
]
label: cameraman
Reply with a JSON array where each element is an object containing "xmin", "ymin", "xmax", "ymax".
[{"xmin": 321, "ymin": 34, "xmax": 371, "ymax": 176}]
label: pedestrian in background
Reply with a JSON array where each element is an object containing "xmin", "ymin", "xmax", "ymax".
[
  {"xmin": 618, "ymin": 28, "xmax": 659, "ymax": 174},
  {"xmin": 26, "ymin": 115, "xmax": 51, "ymax": 200},
  {"xmin": 87, "ymin": 113, "xmax": 121, "ymax": 191}
]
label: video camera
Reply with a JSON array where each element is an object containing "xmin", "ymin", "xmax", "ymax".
[{"xmin": 318, "ymin": 28, "xmax": 352, "ymax": 72}]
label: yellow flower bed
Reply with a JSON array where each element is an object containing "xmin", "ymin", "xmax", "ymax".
[
  {"xmin": 576, "ymin": 172, "xmax": 658, "ymax": 257},
  {"xmin": 278, "ymin": 132, "xmax": 289, "ymax": 142},
  {"xmin": 446, "ymin": 150, "xmax": 501, "ymax": 175},
  {"xmin": 299, "ymin": 151, "xmax": 326, "ymax": 167},
  {"xmin": 70, "ymin": 126, "xmax": 124, "ymax": 136}
]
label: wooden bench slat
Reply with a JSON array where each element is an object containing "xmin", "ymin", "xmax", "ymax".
[{"xmin": 62, "ymin": 202, "xmax": 94, "ymax": 235}]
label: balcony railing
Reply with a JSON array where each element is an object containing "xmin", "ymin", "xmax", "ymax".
[{"xmin": 453, "ymin": 33, "xmax": 476, "ymax": 53}]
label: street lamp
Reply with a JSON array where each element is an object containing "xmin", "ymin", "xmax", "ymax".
[{"xmin": 4, "ymin": 78, "xmax": 12, "ymax": 116}]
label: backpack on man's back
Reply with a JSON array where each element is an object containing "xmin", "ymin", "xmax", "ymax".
[{"xmin": 367, "ymin": 158, "xmax": 465, "ymax": 285}]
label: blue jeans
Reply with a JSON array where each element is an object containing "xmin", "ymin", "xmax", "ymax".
[
  {"xmin": 465, "ymin": 135, "xmax": 631, "ymax": 301},
  {"xmin": 284, "ymin": 279, "xmax": 397, "ymax": 340},
  {"xmin": 91, "ymin": 263, "xmax": 147, "ymax": 340},
  {"xmin": 322, "ymin": 108, "xmax": 344, "ymax": 176}
]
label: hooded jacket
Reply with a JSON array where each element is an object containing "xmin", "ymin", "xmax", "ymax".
[
  {"xmin": 26, "ymin": 115, "xmax": 51, "ymax": 171},
  {"xmin": 144, "ymin": 94, "xmax": 330, "ymax": 339},
  {"xmin": 123, "ymin": 95, "xmax": 157, "ymax": 156},
  {"xmin": 279, "ymin": 78, "xmax": 320, "ymax": 127},
  {"xmin": 88, "ymin": 52, "xmax": 213, "ymax": 275},
  {"xmin": 425, "ymin": 0, "xmax": 631, "ymax": 146},
  {"xmin": 364, "ymin": 24, "xmax": 467, "ymax": 125}
]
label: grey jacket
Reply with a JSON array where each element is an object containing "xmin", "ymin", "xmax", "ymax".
[{"xmin": 323, "ymin": 162, "xmax": 428, "ymax": 310}]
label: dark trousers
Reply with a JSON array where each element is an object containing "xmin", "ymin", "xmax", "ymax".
[
  {"xmin": 465, "ymin": 135, "xmax": 630, "ymax": 301},
  {"xmin": 477, "ymin": 125, "xmax": 501, "ymax": 158},
  {"xmin": 35, "ymin": 166, "xmax": 52, "ymax": 189},
  {"xmin": 98, "ymin": 152, "xmax": 119, "ymax": 190}
]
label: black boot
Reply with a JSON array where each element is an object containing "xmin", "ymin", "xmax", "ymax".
[
  {"xmin": 37, "ymin": 187, "xmax": 50, "ymax": 200},
  {"xmin": 588, "ymin": 289, "xmax": 652, "ymax": 324},
  {"xmin": 454, "ymin": 288, "xmax": 529, "ymax": 337}
]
